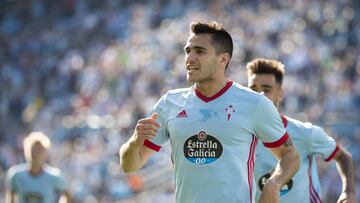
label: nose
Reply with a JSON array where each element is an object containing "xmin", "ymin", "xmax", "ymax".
[{"xmin": 185, "ymin": 51, "xmax": 196, "ymax": 65}]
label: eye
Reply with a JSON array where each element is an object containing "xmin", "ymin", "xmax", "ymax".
[{"xmin": 184, "ymin": 48, "xmax": 190, "ymax": 54}]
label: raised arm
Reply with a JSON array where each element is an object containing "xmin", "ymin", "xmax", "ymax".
[
  {"xmin": 258, "ymin": 138, "xmax": 300, "ymax": 203},
  {"xmin": 332, "ymin": 147, "xmax": 357, "ymax": 203},
  {"xmin": 119, "ymin": 113, "xmax": 160, "ymax": 173}
]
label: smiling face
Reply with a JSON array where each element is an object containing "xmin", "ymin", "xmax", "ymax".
[
  {"xmin": 248, "ymin": 73, "xmax": 283, "ymax": 108},
  {"xmin": 184, "ymin": 33, "xmax": 223, "ymax": 84}
]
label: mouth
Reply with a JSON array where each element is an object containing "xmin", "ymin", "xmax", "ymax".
[{"xmin": 187, "ymin": 65, "xmax": 199, "ymax": 72}]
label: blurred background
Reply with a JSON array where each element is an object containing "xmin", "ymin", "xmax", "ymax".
[{"xmin": 0, "ymin": 0, "xmax": 359, "ymax": 202}]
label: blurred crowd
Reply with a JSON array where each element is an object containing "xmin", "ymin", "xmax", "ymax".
[{"xmin": 0, "ymin": 0, "xmax": 359, "ymax": 202}]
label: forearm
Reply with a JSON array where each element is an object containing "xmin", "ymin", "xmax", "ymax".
[
  {"xmin": 259, "ymin": 145, "xmax": 300, "ymax": 203},
  {"xmin": 119, "ymin": 136, "xmax": 144, "ymax": 173},
  {"xmin": 267, "ymin": 147, "xmax": 300, "ymax": 188},
  {"xmin": 120, "ymin": 114, "xmax": 159, "ymax": 173},
  {"xmin": 335, "ymin": 149, "xmax": 356, "ymax": 193}
]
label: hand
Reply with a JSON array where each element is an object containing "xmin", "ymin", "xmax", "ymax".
[
  {"xmin": 131, "ymin": 113, "xmax": 160, "ymax": 147},
  {"xmin": 337, "ymin": 191, "xmax": 358, "ymax": 203},
  {"xmin": 258, "ymin": 180, "xmax": 281, "ymax": 203}
]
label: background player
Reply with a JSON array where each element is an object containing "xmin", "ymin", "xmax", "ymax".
[
  {"xmin": 5, "ymin": 132, "xmax": 72, "ymax": 203},
  {"xmin": 247, "ymin": 58, "xmax": 357, "ymax": 203}
]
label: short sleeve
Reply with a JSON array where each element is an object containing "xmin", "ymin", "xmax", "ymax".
[
  {"xmin": 143, "ymin": 94, "xmax": 170, "ymax": 151},
  {"xmin": 55, "ymin": 173, "xmax": 66, "ymax": 192},
  {"xmin": 5, "ymin": 168, "xmax": 17, "ymax": 192},
  {"xmin": 309, "ymin": 125, "xmax": 338, "ymax": 161},
  {"xmin": 253, "ymin": 96, "xmax": 288, "ymax": 148}
]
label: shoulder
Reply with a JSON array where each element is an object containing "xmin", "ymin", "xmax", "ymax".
[
  {"xmin": 161, "ymin": 87, "xmax": 193, "ymax": 103},
  {"xmin": 230, "ymin": 81, "xmax": 264, "ymax": 101},
  {"xmin": 7, "ymin": 163, "xmax": 28, "ymax": 178},
  {"xmin": 43, "ymin": 165, "xmax": 63, "ymax": 178},
  {"xmin": 284, "ymin": 116, "xmax": 315, "ymax": 136},
  {"xmin": 285, "ymin": 116, "xmax": 327, "ymax": 136},
  {"xmin": 285, "ymin": 116, "xmax": 313, "ymax": 129},
  {"xmin": 230, "ymin": 82, "xmax": 276, "ymax": 117},
  {"xmin": 231, "ymin": 82, "xmax": 258, "ymax": 95},
  {"xmin": 165, "ymin": 87, "xmax": 192, "ymax": 97}
]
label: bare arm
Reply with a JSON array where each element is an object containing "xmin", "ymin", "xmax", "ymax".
[
  {"xmin": 5, "ymin": 189, "xmax": 15, "ymax": 203},
  {"xmin": 259, "ymin": 138, "xmax": 300, "ymax": 203},
  {"xmin": 119, "ymin": 113, "xmax": 160, "ymax": 173},
  {"xmin": 332, "ymin": 147, "xmax": 357, "ymax": 203},
  {"xmin": 59, "ymin": 191, "xmax": 72, "ymax": 203}
]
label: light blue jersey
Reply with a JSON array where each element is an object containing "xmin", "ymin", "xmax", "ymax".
[
  {"xmin": 6, "ymin": 163, "xmax": 67, "ymax": 203},
  {"xmin": 144, "ymin": 80, "xmax": 288, "ymax": 203},
  {"xmin": 254, "ymin": 115, "xmax": 338, "ymax": 203}
]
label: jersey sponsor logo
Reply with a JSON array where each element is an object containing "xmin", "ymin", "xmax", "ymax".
[
  {"xmin": 24, "ymin": 192, "xmax": 43, "ymax": 203},
  {"xmin": 258, "ymin": 171, "xmax": 293, "ymax": 196},
  {"xmin": 225, "ymin": 105, "xmax": 235, "ymax": 121},
  {"xmin": 183, "ymin": 131, "xmax": 223, "ymax": 165}
]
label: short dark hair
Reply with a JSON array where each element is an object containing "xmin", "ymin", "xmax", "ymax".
[
  {"xmin": 246, "ymin": 58, "xmax": 285, "ymax": 85},
  {"xmin": 190, "ymin": 21, "xmax": 233, "ymax": 59}
]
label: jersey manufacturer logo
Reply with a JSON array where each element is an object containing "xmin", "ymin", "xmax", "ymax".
[
  {"xmin": 258, "ymin": 171, "xmax": 293, "ymax": 196},
  {"xmin": 183, "ymin": 131, "xmax": 223, "ymax": 165},
  {"xmin": 225, "ymin": 105, "xmax": 235, "ymax": 121},
  {"xmin": 176, "ymin": 110, "xmax": 188, "ymax": 118}
]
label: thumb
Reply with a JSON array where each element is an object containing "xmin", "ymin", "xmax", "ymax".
[{"xmin": 150, "ymin": 113, "xmax": 158, "ymax": 120}]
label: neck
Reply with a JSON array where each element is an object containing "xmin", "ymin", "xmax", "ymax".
[
  {"xmin": 28, "ymin": 164, "xmax": 43, "ymax": 176},
  {"xmin": 195, "ymin": 78, "xmax": 227, "ymax": 97}
]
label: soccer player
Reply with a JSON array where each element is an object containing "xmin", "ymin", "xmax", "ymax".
[
  {"xmin": 119, "ymin": 21, "xmax": 300, "ymax": 203},
  {"xmin": 246, "ymin": 58, "xmax": 357, "ymax": 203},
  {"xmin": 5, "ymin": 132, "xmax": 72, "ymax": 203}
]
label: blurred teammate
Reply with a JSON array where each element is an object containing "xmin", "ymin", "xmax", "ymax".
[
  {"xmin": 247, "ymin": 58, "xmax": 357, "ymax": 203},
  {"xmin": 119, "ymin": 21, "xmax": 300, "ymax": 203},
  {"xmin": 5, "ymin": 132, "xmax": 72, "ymax": 203}
]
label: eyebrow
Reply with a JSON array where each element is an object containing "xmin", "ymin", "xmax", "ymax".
[
  {"xmin": 249, "ymin": 84, "xmax": 273, "ymax": 90},
  {"xmin": 261, "ymin": 84, "xmax": 273, "ymax": 89},
  {"xmin": 184, "ymin": 46, "xmax": 207, "ymax": 52}
]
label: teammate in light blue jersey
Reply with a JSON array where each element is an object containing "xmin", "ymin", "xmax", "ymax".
[
  {"xmin": 246, "ymin": 58, "xmax": 357, "ymax": 203},
  {"xmin": 5, "ymin": 132, "xmax": 71, "ymax": 203},
  {"xmin": 119, "ymin": 21, "xmax": 300, "ymax": 203}
]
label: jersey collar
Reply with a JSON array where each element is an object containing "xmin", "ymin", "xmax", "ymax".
[{"xmin": 194, "ymin": 80, "xmax": 233, "ymax": 103}]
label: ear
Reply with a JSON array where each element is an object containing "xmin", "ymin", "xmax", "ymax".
[{"xmin": 219, "ymin": 53, "xmax": 231, "ymax": 67}]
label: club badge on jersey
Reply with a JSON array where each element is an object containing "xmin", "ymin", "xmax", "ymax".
[{"xmin": 225, "ymin": 105, "xmax": 236, "ymax": 121}]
